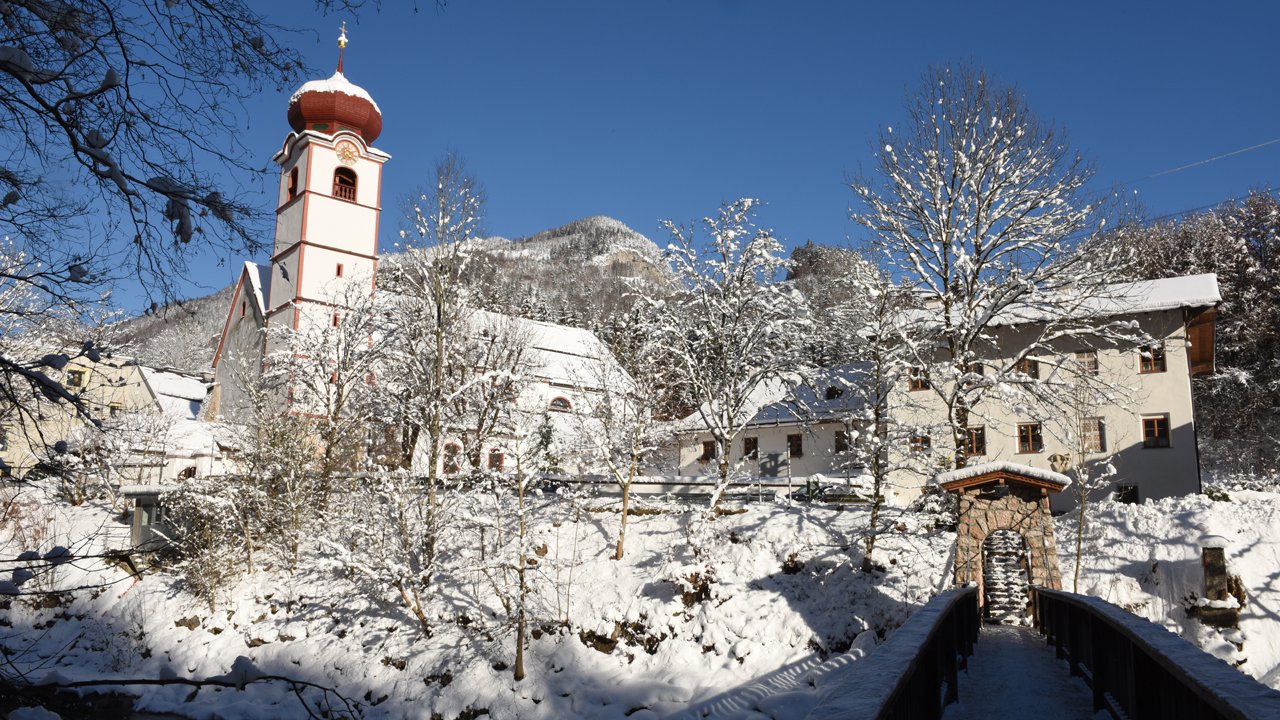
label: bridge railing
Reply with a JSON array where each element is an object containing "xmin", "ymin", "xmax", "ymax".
[
  {"xmin": 807, "ymin": 585, "xmax": 979, "ymax": 720},
  {"xmin": 1032, "ymin": 587, "xmax": 1280, "ymax": 720}
]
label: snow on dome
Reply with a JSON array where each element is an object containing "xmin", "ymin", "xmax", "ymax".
[
  {"xmin": 933, "ymin": 460, "xmax": 1071, "ymax": 490},
  {"xmin": 288, "ymin": 71, "xmax": 380, "ymax": 112},
  {"xmin": 287, "ymin": 71, "xmax": 382, "ymax": 143}
]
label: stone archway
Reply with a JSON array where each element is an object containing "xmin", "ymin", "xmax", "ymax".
[
  {"xmin": 935, "ymin": 461, "xmax": 1068, "ymax": 616},
  {"xmin": 983, "ymin": 529, "xmax": 1031, "ymax": 624}
]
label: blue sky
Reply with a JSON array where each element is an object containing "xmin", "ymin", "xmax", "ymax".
[{"xmin": 182, "ymin": 0, "xmax": 1279, "ymax": 304}]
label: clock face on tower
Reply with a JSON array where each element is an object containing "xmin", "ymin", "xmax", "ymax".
[{"xmin": 335, "ymin": 140, "xmax": 359, "ymax": 166}]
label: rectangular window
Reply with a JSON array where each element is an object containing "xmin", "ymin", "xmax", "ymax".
[
  {"xmin": 908, "ymin": 367, "xmax": 930, "ymax": 391},
  {"xmin": 909, "ymin": 432, "xmax": 931, "ymax": 454},
  {"xmin": 1017, "ymin": 423, "xmax": 1044, "ymax": 454},
  {"xmin": 0, "ymin": 429, "xmax": 7, "ymax": 452},
  {"xmin": 65, "ymin": 370, "xmax": 84, "ymax": 389},
  {"xmin": 1074, "ymin": 351, "xmax": 1098, "ymax": 376},
  {"xmin": 1115, "ymin": 484, "xmax": 1139, "ymax": 504},
  {"xmin": 966, "ymin": 426, "xmax": 986, "ymax": 457},
  {"xmin": 109, "ymin": 404, "xmax": 122, "ymax": 418},
  {"xmin": 1015, "ymin": 358, "xmax": 1040, "ymax": 379},
  {"xmin": 240, "ymin": 300, "xmax": 246, "ymax": 318},
  {"xmin": 336, "ymin": 263, "xmax": 344, "ymax": 278},
  {"xmin": 332, "ymin": 312, "xmax": 341, "ymax": 327},
  {"xmin": 487, "ymin": 449, "xmax": 504, "ymax": 471},
  {"xmin": 787, "ymin": 433, "xmax": 804, "ymax": 458},
  {"xmin": 1138, "ymin": 343, "xmax": 1167, "ymax": 373},
  {"xmin": 965, "ymin": 361, "xmax": 985, "ymax": 377},
  {"xmin": 699, "ymin": 440, "xmax": 716, "ymax": 462},
  {"xmin": 834, "ymin": 430, "xmax": 849, "ymax": 454},
  {"xmin": 1081, "ymin": 417, "xmax": 1106, "ymax": 453},
  {"xmin": 1142, "ymin": 415, "xmax": 1170, "ymax": 448},
  {"xmin": 742, "ymin": 436, "xmax": 758, "ymax": 460}
]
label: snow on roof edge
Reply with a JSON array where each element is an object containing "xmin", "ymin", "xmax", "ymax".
[{"xmin": 932, "ymin": 460, "xmax": 1071, "ymax": 489}]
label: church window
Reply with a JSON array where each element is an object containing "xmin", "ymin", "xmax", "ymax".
[
  {"xmin": 287, "ymin": 167, "xmax": 299, "ymax": 200},
  {"xmin": 336, "ymin": 263, "xmax": 344, "ymax": 278},
  {"xmin": 332, "ymin": 167, "xmax": 357, "ymax": 202},
  {"xmin": 549, "ymin": 396, "xmax": 571, "ymax": 412}
]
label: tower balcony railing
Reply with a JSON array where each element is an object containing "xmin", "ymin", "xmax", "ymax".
[{"xmin": 332, "ymin": 183, "xmax": 357, "ymax": 202}]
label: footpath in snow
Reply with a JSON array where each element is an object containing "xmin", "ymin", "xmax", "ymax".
[{"xmin": 942, "ymin": 625, "xmax": 1105, "ymax": 720}]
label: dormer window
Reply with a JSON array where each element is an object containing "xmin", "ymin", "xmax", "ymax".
[
  {"xmin": 825, "ymin": 386, "xmax": 844, "ymax": 400},
  {"xmin": 332, "ymin": 167, "xmax": 357, "ymax": 202}
]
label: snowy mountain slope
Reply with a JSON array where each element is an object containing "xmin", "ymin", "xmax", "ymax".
[
  {"xmin": 1058, "ymin": 488, "xmax": 1280, "ymax": 689},
  {"xmin": 106, "ymin": 216, "xmax": 671, "ymax": 374}
]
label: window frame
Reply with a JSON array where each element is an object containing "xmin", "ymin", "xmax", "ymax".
[
  {"xmin": 1141, "ymin": 414, "xmax": 1171, "ymax": 448},
  {"xmin": 966, "ymin": 426, "xmax": 986, "ymax": 457},
  {"xmin": 65, "ymin": 369, "xmax": 85, "ymax": 389},
  {"xmin": 1014, "ymin": 358, "xmax": 1040, "ymax": 379},
  {"xmin": 699, "ymin": 440, "xmax": 717, "ymax": 462},
  {"xmin": 487, "ymin": 449, "xmax": 505, "ymax": 471},
  {"xmin": 443, "ymin": 442, "xmax": 462, "ymax": 475},
  {"xmin": 909, "ymin": 431, "xmax": 932, "ymax": 454},
  {"xmin": 1017, "ymin": 422, "xmax": 1044, "ymax": 454},
  {"xmin": 1138, "ymin": 343, "xmax": 1167, "ymax": 374},
  {"xmin": 786, "ymin": 433, "xmax": 804, "ymax": 458},
  {"xmin": 742, "ymin": 436, "xmax": 759, "ymax": 460},
  {"xmin": 1073, "ymin": 350, "xmax": 1099, "ymax": 376},
  {"xmin": 907, "ymin": 367, "xmax": 930, "ymax": 391},
  {"xmin": 1081, "ymin": 417, "xmax": 1107, "ymax": 453},
  {"xmin": 548, "ymin": 396, "xmax": 572, "ymax": 413}
]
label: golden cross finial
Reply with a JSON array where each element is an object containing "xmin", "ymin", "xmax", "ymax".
[{"xmin": 336, "ymin": 21, "xmax": 348, "ymax": 73}]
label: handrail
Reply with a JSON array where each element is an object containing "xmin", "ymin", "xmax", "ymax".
[
  {"xmin": 807, "ymin": 586, "xmax": 980, "ymax": 720},
  {"xmin": 1032, "ymin": 587, "xmax": 1280, "ymax": 720}
]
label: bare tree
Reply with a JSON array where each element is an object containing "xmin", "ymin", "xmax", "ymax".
[
  {"xmin": 651, "ymin": 199, "xmax": 804, "ymax": 507},
  {"xmin": 849, "ymin": 61, "xmax": 1142, "ymax": 472}
]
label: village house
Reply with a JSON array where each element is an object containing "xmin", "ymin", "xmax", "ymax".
[
  {"xmin": 0, "ymin": 354, "xmax": 221, "ymax": 492},
  {"xmin": 676, "ymin": 274, "xmax": 1220, "ymax": 508}
]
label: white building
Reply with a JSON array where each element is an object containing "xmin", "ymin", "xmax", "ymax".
[
  {"xmin": 676, "ymin": 275, "xmax": 1221, "ymax": 507},
  {"xmin": 208, "ymin": 35, "xmax": 625, "ymax": 477}
]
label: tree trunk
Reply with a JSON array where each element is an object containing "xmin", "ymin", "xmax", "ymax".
[{"xmin": 616, "ymin": 462, "xmax": 634, "ymax": 561}]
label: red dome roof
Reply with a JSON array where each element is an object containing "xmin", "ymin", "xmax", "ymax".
[{"xmin": 287, "ymin": 72, "xmax": 382, "ymax": 144}]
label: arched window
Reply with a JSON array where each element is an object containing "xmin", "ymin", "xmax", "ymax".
[
  {"xmin": 549, "ymin": 396, "xmax": 572, "ymax": 413},
  {"xmin": 332, "ymin": 167, "xmax": 357, "ymax": 202},
  {"xmin": 443, "ymin": 443, "xmax": 462, "ymax": 475},
  {"xmin": 287, "ymin": 167, "xmax": 299, "ymax": 200}
]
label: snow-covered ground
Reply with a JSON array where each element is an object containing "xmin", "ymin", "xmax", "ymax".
[
  {"xmin": 1057, "ymin": 487, "xmax": 1280, "ymax": 689},
  {"xmin": 0, "ymin": 488, "xmax": 950, "ymax": 719},
  {"xmin": 3, "ymin": 482, "xmax": 1277, "ymax": 719}
]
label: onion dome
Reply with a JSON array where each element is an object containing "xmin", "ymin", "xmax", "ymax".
[{"xmin": 286, "ymin": 24, "xmax": 382, "ymax": 143}]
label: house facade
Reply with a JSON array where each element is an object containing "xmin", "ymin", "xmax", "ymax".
[
  {"xmin": 675, "ymin": 274, "xmax": 1220, "ymax": 507},
  {"xmin": 0, "ymin": 355, "xmax": 219, "ymax": 484}
]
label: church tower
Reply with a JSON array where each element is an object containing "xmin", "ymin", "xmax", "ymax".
[
  {"xmin": 210, "ymin": 27, "xmax": 388, "ymax": 419},
  {"xmin": 266, "ymin": 24, "xmax": 389, "ymax": 351}
]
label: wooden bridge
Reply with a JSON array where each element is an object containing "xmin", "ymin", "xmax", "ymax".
[{"xmin": 801, "ymin": 586, "xmax": 1280, "ymax": 720}]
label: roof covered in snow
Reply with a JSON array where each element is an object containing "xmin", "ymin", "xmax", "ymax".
[
  {"xmin": 993, "ymin": 273, "xmax": 1221, "ymax": 326},
  {"xmin": 244, "ymin": 261, "xmax": 269, "ymax": 318},
  {"xmin": 469, "ymin": 309, "xmax": 619, "ymax": 388},
  {"xmin": 932, "ymin": 461, "xmax": 1071, "ymax": 490},
  {"xmin": 674, "ymin": 365, "xmax": 871, "ymax": 433},
  {"xmin": 905, "ymin": 273, "xmax": 1221, "ymax": 329},
  {"xmin": 140, "ymin": 366, "xmax": 211, "ymax": 421}
]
